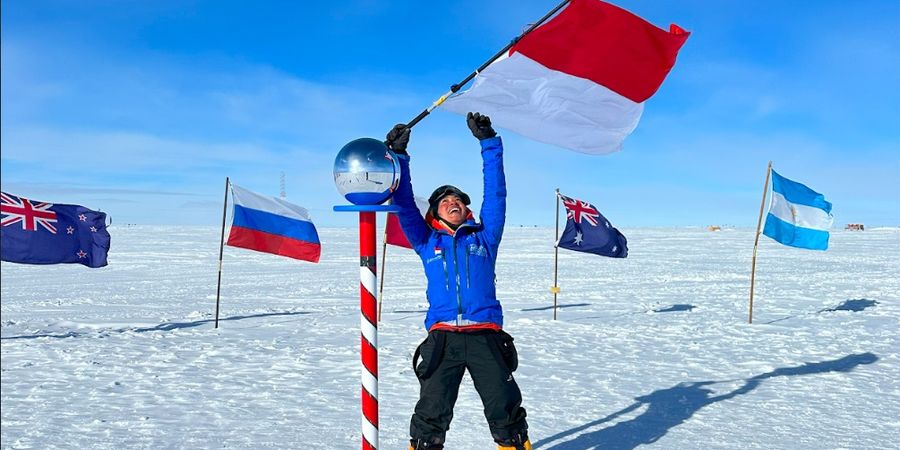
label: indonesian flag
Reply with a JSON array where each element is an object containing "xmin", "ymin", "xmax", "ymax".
[
  {"xmin": 385, "ymin": 196, "xmax": 429, "ymax": 249},
  {"xmin": 441, "ymin": 0, "xmax": 690, "ymax": 154}
]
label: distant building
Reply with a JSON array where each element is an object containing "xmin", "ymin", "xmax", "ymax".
[{"xmin": 845, "ymin": 223, "xmax": 865, "ymax": 231}]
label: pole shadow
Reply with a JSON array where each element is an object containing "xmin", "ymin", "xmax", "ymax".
[
  {"xmin": 522, "ymin": 303, "xmax": 592, "ymax": 312},
  {"xmin": 0, "ymin": 310, "xmax": 311, "ymax": 340},
  {"xmin": 132, "ymin": 310, "xmax": 311, "ymax": 332},
  {"xmin": 652, "ymin": 304, "xmax": 695, "ymax": 313},
  {"xmin": 0, "ymin": 331, "xmax": 82, "ymax": 340},
  {"xmin": 534, "ymin": 352, "xmax": 878, "ymax": 449}
]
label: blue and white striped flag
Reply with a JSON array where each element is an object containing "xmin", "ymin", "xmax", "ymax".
[{"xmin": 763, "ymin": 170, "xmax": 833, "ymax": 250}]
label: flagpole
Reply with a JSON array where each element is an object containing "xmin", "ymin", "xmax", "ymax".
[
  {"xmin": 749, "ymin": 161, "xmax": 772, "ymax": 324},
  {"xmin": 214, "ymin": 176, "xmax": 230, "ymax": 329},
  {"xmin": 551, "ymin": 188, "xmax": 561, "ymax": 320},
  {"xmin": 403, "ymin": 0, "xmax": 571, "ymax": 129},
  {"xmin": 377, "ymin": 226, "xmax": 388, "ymax": 323}
]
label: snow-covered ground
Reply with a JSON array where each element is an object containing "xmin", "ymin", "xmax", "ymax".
[{"xmin": 2, "ymin": 226, "xmax": 898, "ymax": 449}]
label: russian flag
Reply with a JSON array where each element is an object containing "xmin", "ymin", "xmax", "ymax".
[
  {"xmin": 441, "ymin": 0, "xmax": 689, "ymax": 154},
  {"xmin": 227, "ymin": 184, "xmax": 321, "ymax": 263},
  {"xmin": 763, "ymin": 170, "xmax": 834, "ymax": 251}
]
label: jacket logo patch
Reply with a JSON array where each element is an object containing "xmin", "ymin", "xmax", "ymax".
[
  {"xmin": 468, "ymin": 243, "xmax": 488, "ymax": 257},
  {"xmin": 425, "ymin": 247, "xmax": 443, "ymax": 265}
]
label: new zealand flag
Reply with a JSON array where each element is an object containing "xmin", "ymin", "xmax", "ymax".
[
  {"xmin": 1, "ymin": 191, "xmax": 110, "ymax": 268},
  {"xmin": 557, "ymin": 194, "xmax": 627, "ymax": 258}
]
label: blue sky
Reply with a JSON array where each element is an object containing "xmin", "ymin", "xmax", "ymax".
[{"xmin": 2, "ymin": 0, "xmax": 898, "ymax": 227}]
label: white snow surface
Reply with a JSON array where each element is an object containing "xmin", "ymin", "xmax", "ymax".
[{"xmin": 2, "ymin": 226, "xmax": 899, "ymax": 449}]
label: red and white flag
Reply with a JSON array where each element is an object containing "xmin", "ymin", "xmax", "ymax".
[
  {"xmin": 385, "ymin": 196, "xmax": 429, "ymax": 249},
  {"xmin": 441, "ymin": 0, "xmax": 689, "ymax": 154}
]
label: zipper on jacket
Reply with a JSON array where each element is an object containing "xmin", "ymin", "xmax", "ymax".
[
  {"xmin": 452, "ymin": 238, "xmax": 462, "ymax": 323},
  {"xmin": 440, "ymin": 246, "xmax": 449, "ymax": 292},
  {"xmin": 464, "ymin": 242, "xmax": 470, "ymax": 289},
  {"xmin": 443, "ymin": 224, "xmax": 473, "ymax": 326}
]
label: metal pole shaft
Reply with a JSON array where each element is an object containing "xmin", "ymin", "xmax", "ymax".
[
  {"xmin": 405, "ymin": 0, "xmax": 571, "ymax": 129},
  {"xmin": 749, "ymin": 162, "xmax": 773, "ymax": 324},
  {"xmin": 214, "ymin": 177, "xmax": 229, "ymax": 329},
  {"xmin": 553, "ymin": 189, "xmax": 561, "ymax": 320},
  {"xmin": 378, "ymin": 234, "xmax": 388, "ymax": 322},
  {"xmin": 359, "ymin": 212, "xmax": 379, "ymax": 449}
]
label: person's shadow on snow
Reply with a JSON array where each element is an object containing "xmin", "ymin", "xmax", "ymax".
[{"xmin": 534, "ymin": 352, "xmax": 878, "ymax": 450}]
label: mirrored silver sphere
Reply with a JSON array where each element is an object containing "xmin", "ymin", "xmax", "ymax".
[{"xmin": 333, "ymin": 138, "xmax": 401, "ymax": 205}]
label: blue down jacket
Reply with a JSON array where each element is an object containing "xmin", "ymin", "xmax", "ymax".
[{"xmin": 393, "ymin": 137, "xmax": 507, "ymax": 330}]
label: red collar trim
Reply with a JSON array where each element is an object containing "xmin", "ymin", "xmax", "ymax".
[{"xmin": 425, "ymin": 210, "xmax": 475, "ymax": 236}]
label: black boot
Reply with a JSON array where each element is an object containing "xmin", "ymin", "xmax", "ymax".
[
  {"xmin": 409, "ymin": 438, "xmax": 444, "ymax": 450},
  {"xmin": 496, "ymin": 430, "xmax": 531, "ymax": 450}
]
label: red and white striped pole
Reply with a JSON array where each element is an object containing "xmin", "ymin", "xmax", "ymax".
[
  {"xmin": 333, "ymin": 136, "xmax": 400, "ymax": 448},
  {"xmin": 335, "ymin": 203, "xmax": 397, "ymax": 449},
  {"xmin": 358, "ymin": 211, "xmax": 379, "ymax": 449}
]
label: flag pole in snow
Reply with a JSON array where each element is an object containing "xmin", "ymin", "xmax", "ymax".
[
  {"xmin": 214, "ymin": 176, "xmax": 230, "ymax": 329},
  {"xmin": 403, "ymin": 0, "xmax": 571, "ymax": 130},
  {"xmin": 551, "ymin": 188, "xmax": 562, "ymax": 320},
  {"xmin": 749, "ymin": 161, "xmax": 773, "ymax": 324},
  {"xmin": 377, "ymin": 225, "xmax": 388, "ymax": 322}
]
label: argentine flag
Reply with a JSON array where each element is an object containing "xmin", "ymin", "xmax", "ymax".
[{"xmin": 763, "ymin": 170, "xmax": 833, "ymax": 250}]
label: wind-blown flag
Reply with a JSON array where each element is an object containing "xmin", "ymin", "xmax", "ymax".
[
  {"xmin": 763, "ymin": 170, "xmax": 833, "ymax": 250},
  {"xmin": 1, "ymin": 191, "xmax": 110, "ymax": 268},
  {"xmin": 557, "ymin": 194, "xmax": 627, "ymax": 257},
  {"xmin": 385, "ymin": 196, "xmax": 429, "ymax": 249},
  {"xmin": 227, "ymin": 184, "xmax": 320, "ymax": 262},
  {"xmin": 441, "ymin": 0, "xmax": 689, "ymax": 154}
]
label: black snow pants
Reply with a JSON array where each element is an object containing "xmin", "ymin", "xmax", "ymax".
[{"xmin": 409, "ymin": 329, "xmax": 528, "ymax": 447}]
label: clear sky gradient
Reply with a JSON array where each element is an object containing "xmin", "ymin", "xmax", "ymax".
[{"xmin": 2, "ymin": 0, "xmax": 898, "ymax": 227}]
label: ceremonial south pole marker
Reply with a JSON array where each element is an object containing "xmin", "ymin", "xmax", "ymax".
[{"xmin": 333, "ymin": 138, "xmax": 401, "ymax": 450}]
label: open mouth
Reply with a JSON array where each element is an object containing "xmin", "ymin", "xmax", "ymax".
[{"xmin": 449, "ymin": 207, "xmax": 461, "ymax": 214}]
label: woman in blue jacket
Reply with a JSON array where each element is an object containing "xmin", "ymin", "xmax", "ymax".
[{"xmin": 385, "ymin": 112, "xmax": 530, "ymax": 450}]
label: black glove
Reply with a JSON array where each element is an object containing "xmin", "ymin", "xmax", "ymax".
[
  {"xmin": 385, "ymin": 124, "xmax": 410, "ymax": 155},
  {"xmin": 466, "ymin": 112, "xmax": 497, "ymax": 140}
]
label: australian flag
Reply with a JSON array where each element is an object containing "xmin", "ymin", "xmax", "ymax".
[
  {"xmin": 1, "ymin": 191, "xmax": 111, "ymax": 268},
  {"xmin": 557, "ymin": 194, "xmax": 627, "ymax": 258}
]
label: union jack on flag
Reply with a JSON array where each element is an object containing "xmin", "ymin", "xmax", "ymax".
[
  {"xmin": 557, "ymin": 192, "xmax": 628, "ymax": 258},
  {"xmin": 1, "ymin": 192, "xmax": 58, "ymax": 233},
  {"xmin": 1, "ymin": 191, "xmax": 110, "ymax": 268},
  {"xmin": 562, "ymin": 196, "xmax": 601, "ymax": 226}
]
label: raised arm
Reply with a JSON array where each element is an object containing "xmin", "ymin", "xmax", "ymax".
[
  {"xmin": 467, "ymin": 113, "xmax": 506, "ymax": 247},
  {"xmin": 385, "ymin": 124, "xmax": 430, "ymax": 251}
]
